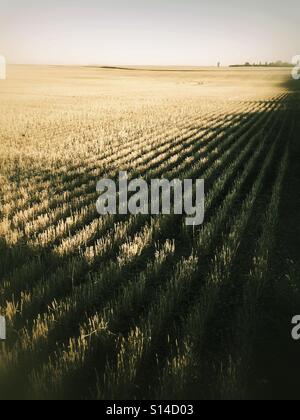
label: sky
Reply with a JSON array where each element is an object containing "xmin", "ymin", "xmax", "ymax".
[{"xmin": 0, "ymin": 0, "xmax": 299, "ymax": 66}]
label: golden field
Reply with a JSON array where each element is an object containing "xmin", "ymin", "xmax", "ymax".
[{"xmin": 0, "ymin": 65, "xmax": 299, "ymax": 399}]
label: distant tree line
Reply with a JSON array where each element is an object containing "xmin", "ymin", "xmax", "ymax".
[{"xmin": 230, "ymin": 60, "xmax": 293, "ymax": 68}]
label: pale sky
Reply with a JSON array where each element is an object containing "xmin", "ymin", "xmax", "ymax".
[{"xmin": 0, "ymin": 0, "xmax": 298, "ymax": 66}]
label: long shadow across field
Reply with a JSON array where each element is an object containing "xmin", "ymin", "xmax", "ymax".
[
  {"xmin": 0, "ymin": 94, "xmax": 295, "ymax": 399},
  {"xmin": 248, "ymin": 77, "xmax": 300, "ymax": 400}
]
